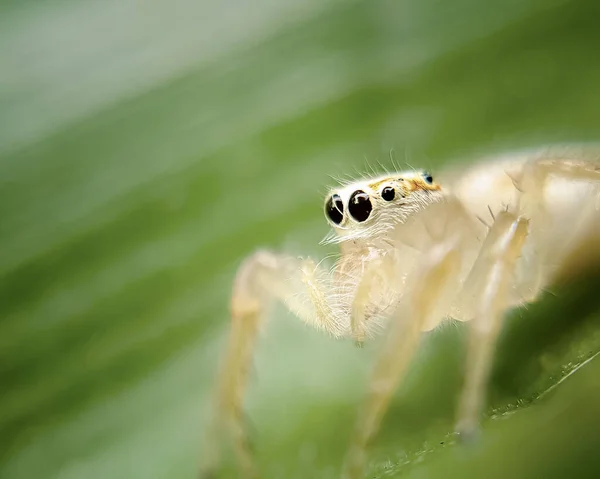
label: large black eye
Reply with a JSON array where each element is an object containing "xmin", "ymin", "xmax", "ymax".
[
  {"xmin": 348, "ymin": 190, "xmax": 372, "ymax": 222},
  {"xmin": 325, "ymin": 194, "xmax": 344, "ymax": 225},
  {"xmin": 423, "ymin": 172, "xmax": 433, "ymax": 184},
  {"xmin": 381, "ymin": 186, "xmax": 395, "ymax": 201}
]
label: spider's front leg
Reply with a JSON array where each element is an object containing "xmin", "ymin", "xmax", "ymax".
[
  {"xmin": 350, "ymin": 251, "xmax": 399, "ymax": 345},
  {"xmin": 202, "ymin": 247, "xmax": 380, "ymax": 478},
  {"xmin": 201, "ymin": 250, "xmax": 343, "ymax": 478},
  {"xmin": 342, "ymin": 201, "xmax": 529, "ymax": 479},
  {"xmin": 454, "ymin": 212, "xmax": 529, "ymax": 437}
]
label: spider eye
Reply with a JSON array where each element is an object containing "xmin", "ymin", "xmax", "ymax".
[
  {"xmin": 325, "ymin": 194, "xmax": 344, "ymax": 225},
  {"xmin": 348, "ymin": 190, "xmax": 372, "ymax": 222},
  {"xmin": 423, "ymin": 172, "xmax": 433, "ymax": 184},
  {"xmin": 381, "ymin": 186, "xmax": 395, "ymax": 201}
]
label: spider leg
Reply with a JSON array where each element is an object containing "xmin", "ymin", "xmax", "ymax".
[
  {"xmin": 508, "ymin": 156, "xmax": 600, "ymax": 207},
  {"xmin": 341, "ymin": 203, "xmax": 527, "ymax": 479},
  {"xmin": 455, "ymin": 212, "xmax": 529, "ymax": 438},
  {"xmin": 455, "ymin": 157, "xmax": 600, "ymax": 438},
  {"xmin": 350, "ymin": 253, "xmax": 397, "ymax": 344},
  {"xmin": 507, "ymin": 156, "xmax": 600, "ymax": 298},
  {"xmin": 342, "ymin": 235, "xmax": 463, "ymax": 479},
  {"xmin": 200, "ymin": 250, "xmax": 348, "ymax": 478}
]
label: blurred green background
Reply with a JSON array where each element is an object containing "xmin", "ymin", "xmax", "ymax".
[{"xmin": 1, "ymin": 0, "xmax": 600, "ymax": 478}]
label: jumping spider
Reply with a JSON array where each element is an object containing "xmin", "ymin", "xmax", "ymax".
[{"xmin": 203, "ymin": 146, "xmax": 600, "ymax": 479}]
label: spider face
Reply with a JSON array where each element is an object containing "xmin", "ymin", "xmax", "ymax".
[{"xmin": 323, "ymin": 170, "xmax": 442, "ymax": 237}]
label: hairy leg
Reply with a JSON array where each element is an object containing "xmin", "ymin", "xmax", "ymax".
[
  {"xmin": 507, "ymin": 156, "xmax": 600, "ymax": 299},
  {"xmin": 201, "ymin": 247, "xmax": 395, "ymax": 477},
  {"xmin": 455, "ymin": 212, "xmax": 529, "ymax": 437},
  {"xmin": 342, "ymin": 238, "xmax": 462, "ymax": 479},
  {"xmin": 454, "ymin": 153, "xmax": 600, "ymax": 440},
  {"xmin": 200, "ymin": 250, "xmax": 345, "ymax": 478},
  {"xmin": 342, "ymin": 206, "xmax": 527, "ymax": 479},
  {"xmin": 341, "ymin": 195, "xmax": 485, "ymax": 479},
  {"xmin": 350, "ymin": 252, "xmax": 398, "ymax": 345}
]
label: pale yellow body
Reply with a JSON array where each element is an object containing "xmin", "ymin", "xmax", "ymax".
[
  {"xmin": 203, "ymin": 145, "xmax": 600, "ymax": 479},
  {"xmin": 437, "ymin": 149, "xmax": 600, "ymax": 321}
]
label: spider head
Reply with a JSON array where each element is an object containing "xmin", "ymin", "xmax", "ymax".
[{"xmin": 322, "ymin": 170, "xmax": 442, "ymax": 244}]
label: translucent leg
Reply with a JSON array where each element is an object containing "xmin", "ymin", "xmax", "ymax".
[
  {"xmin": 342, "ymin": 240, "xmax": 462, "ymax": 479},
  {"xmin": 350, "ymin": 253, "xmax": 397, "ymax": 344},
  {"xmin": 200, "ymin": 250, "xmax": 346, "ymax": 478},
  {"xmin": 507, "ymin": 156, "xmax": 600, "ymax": 298},
  {"xmin": 341, "ymin": 210, "xmax": 528, "ymax": 478},
  {"xmin": 455, "ymin": 212, "xmax": 529, "ymax": 437}
]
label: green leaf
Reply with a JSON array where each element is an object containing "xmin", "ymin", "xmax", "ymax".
[{"xmin": 1, "ymin": 1, "xmax": 599, "ymax": 478}]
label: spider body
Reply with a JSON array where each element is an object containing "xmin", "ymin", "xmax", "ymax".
[{"xmin": 204, "ymin": 146, "xmax": 600, "ymax": 479}]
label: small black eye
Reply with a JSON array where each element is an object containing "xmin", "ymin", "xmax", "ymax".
[
  {"xmin": 325, "ymin": 194, "xmax": 344, "ymax": 225},
  {"xmin": 348, "ymin": 190, "xmax": 372, "ymax": 222},
  {"xmin": 381, "ymin": 186, "xmax": 395, "ymax": 201},
  {"xmin": 423, "ymin": 172, "xmax": 433, "ymax": 184}
]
